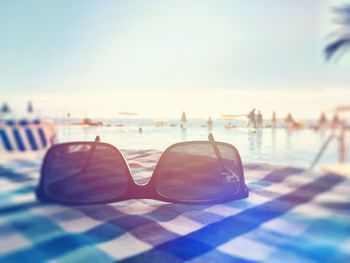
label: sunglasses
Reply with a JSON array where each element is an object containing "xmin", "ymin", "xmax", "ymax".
[{"xmin": 36, "ymin": 134, "xmax": 249, "ymax": 205}]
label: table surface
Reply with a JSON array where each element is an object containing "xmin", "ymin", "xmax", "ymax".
[{"xmin": 0, "ymin": 149, "xmax": 349, "ymax": 263}]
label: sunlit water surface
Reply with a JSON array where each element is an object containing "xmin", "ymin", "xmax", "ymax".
[{"xmin": 56, "ymin": 119, "xmax": 349, "ymax": 170}]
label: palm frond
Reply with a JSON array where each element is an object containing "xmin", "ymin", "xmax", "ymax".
[
  {"xmin": 325, "ymin": 5, "xmax": 350, "ymax": 60},
  {"xmin": 325, "ymin": 38, "xmax": 350, "ymax": 60}
]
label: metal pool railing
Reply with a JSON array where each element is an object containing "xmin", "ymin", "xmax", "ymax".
[{"xmin": 309, "ymin": 127, "xmax": 349, "ymax": 170}]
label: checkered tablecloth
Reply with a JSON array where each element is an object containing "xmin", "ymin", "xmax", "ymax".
[{"xmin": 0, "ymin": 149, "xmax": 349, "ymax": 263}]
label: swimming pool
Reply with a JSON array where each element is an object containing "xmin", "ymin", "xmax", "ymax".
[{"xmin": 56, "ymin": 120, "xmax": 349, "ymax": 170}]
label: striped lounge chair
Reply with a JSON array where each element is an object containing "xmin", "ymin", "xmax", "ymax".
[{"xmin": 0, "ymin": 118, "xmax": 57, "ymax": 154}]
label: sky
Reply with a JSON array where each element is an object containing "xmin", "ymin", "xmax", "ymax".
[{"xmin": 1, "ymin": 0, "xmax": 350, "ymax": 119}]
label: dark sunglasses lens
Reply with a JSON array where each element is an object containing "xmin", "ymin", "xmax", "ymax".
[
  {"xmin": 154, "ymin": 143, "xmax": 244, "ymax": 202},
  {"xmin": 41, "ymin": 143, "xmax": 129, "ymax": 203}
]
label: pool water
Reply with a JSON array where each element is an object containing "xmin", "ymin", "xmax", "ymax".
[{"xmin": 56, "ymin": 120, "xmax": 349, "ymax": 170}]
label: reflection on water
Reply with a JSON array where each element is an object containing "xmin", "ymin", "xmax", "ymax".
[
  {"xmin": 257, "ymin": 130, "xmax": 263, "ymax": 160},
  {"xmin": 248, "ymin": 130, "xmax": 256, "ymax": 152},
  {"xmin": 57, "ymin": 124, "xmax": 348, "ymax": 170},
  {"xmin": 180, "ymin": 128, "xmax": 187, "ymax": 141},
  {"xmin": 271, "ymin": 129, "xmax": 276, "ymax": 156}
]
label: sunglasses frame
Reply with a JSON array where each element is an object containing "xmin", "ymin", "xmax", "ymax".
[{"xmin": 36, "ymin": 140, "xmax": 248, "ymax": 205}]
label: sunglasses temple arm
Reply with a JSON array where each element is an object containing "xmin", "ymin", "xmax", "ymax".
[
  {"xmin": 80, "ymin": 135, "xmax": 100, "ymax": 174},
  {"xmin": 208, "ymin": 133, "xmax": 226, "ymax": 170}
]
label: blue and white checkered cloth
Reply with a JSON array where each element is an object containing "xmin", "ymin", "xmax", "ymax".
[{"xmin": 0, "ymin": 149, "xmax": 349, "ymax": 262}]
